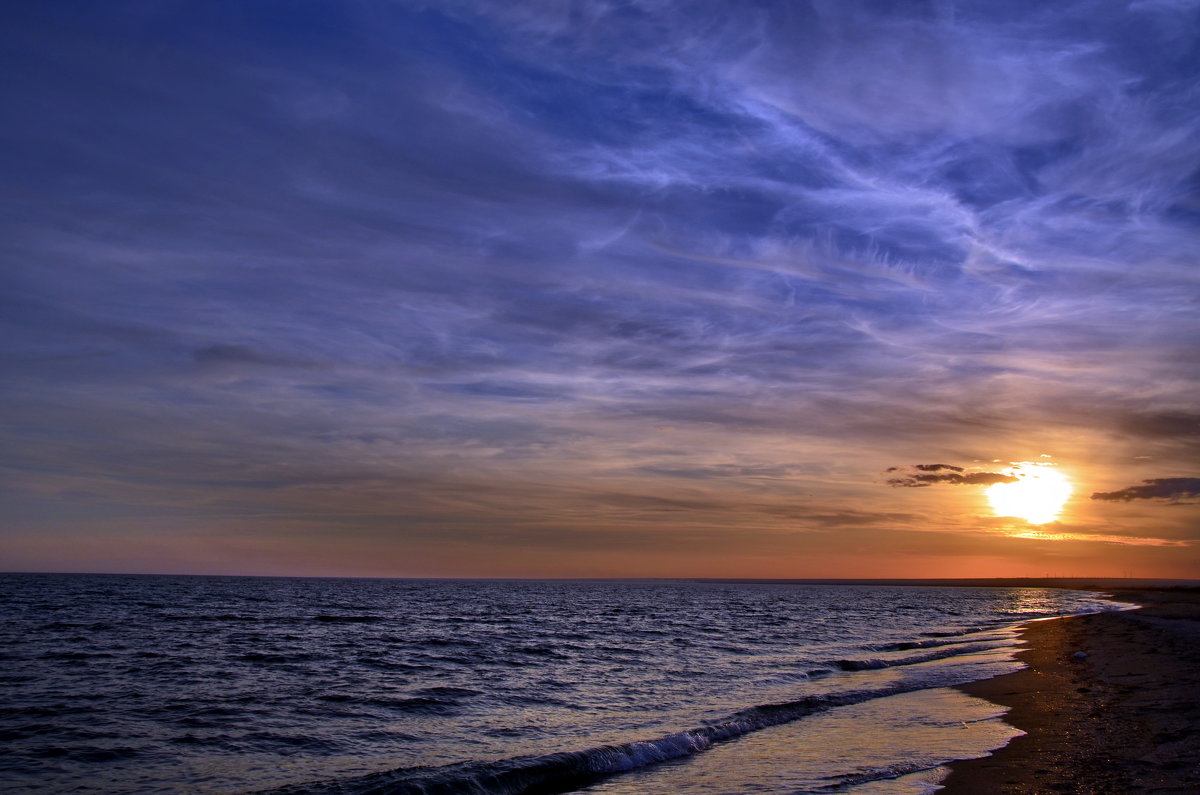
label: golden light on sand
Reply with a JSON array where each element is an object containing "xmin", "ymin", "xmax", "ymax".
[{"xmin": 986, "ymin": 464, "xmax": 1072, "ymax": 524}]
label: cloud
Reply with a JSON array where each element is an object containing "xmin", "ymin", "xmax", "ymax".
[
  {"xmin": 1, "ymin": 0, "xmax": 1198, "ymax": 575},
  {"xmin": 1090, "ymin": 478, "xmax": 1200, "ymax": 502},
  {"xmin": 887, "ymin": 465, "xmax": 1017, "ymax": 488}
]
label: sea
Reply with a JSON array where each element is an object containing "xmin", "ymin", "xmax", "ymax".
[{"xmin": 0, "ymin": 575, "xmax": 1131, "ymax": 794}]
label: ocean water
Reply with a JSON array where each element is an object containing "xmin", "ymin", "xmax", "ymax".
[{"xmin": 0, "ymin": 575, "xmax": 1128, "ymax": 794}]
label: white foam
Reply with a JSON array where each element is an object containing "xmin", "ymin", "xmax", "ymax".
[{"xmin": 578, "ymin": 687, "xmax": 1023, "ymax": 795}]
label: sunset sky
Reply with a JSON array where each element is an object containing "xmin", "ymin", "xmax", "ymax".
[{"xmin": 3, "ymin": 1, "xmax": 1198, "ymax": 578}]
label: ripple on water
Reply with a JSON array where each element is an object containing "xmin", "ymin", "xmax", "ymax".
[{"xmin": 0, "ymin": 575, "xmax": 1127, "ymax": 794}]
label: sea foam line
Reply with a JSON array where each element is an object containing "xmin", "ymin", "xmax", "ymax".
[
  {"xmin": 265, "ymin": 607, "xmax": 1127, "ymax": 795},
  {"xmin": 263, "ymin": 683, "xmax": 941, "ymax": 795}
]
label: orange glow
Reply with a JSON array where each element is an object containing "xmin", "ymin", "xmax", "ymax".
[
  {"xmin": 1009, "ymin": 530, "xmax": 1186, "ymax": 546},
  {"xmin": 986, "ymin": 464, "xmax": 1072, "ymax": 524}
]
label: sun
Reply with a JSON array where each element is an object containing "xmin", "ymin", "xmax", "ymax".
[{"xmin": 986, "ymin": 464, "xmax": 1073, "ymax": 524}]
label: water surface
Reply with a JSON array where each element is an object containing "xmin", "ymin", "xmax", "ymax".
[{"xmin": 0, "ymin": 575, "xmax": 1125, "ymax": 793}]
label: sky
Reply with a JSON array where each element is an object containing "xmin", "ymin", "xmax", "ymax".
[{"xmin": 2, "ymin": 0, "xmax": 1198, "ymax": 579}]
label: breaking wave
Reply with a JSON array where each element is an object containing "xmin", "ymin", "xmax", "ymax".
[{"xmin": 264, "ymin": 684, "xmax": 931, "ymax": 795}]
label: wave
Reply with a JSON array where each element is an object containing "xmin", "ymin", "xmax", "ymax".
[
  {"xmin": 36, "ymin": 621, "xmax": 115, "ymax": 631},
  {"xmin": 512, "ymin": 644, "xmax": 568, "ymax": 658},
  {"xmin": 832, "ymin": 641, "xmax": 1001, "ymax": 671},
  {"xmin": 266, "ymin": 638, "xmax": 1016, "ymax": 794},
  {"xmin": 28, "ymin": 744, "xmax": 141, "ymax": 763},
  {"xmin": 262, "ymin": 684, "xmax": 929, "ymax": 795},
  {"xmin": 38, "ymin": 650, "xmax": 115, "ymax": 660},
  {"xmin": 317, "ymin": 695, "xmax": 466, "ymax": 715},
  {"xmin": 810, "ymin": 760, "xmax": 936, "ymax": 791},
  {"xmin": 0, "ymin": 723, "xmax": 121, "ymax": 742},
  {"xmin": 763, "ymin": 667, "xmax": 835, "ymax": 685},
  {"xmin": 236, "ymin": 652, "xmax": 328, "ymax": 664},
  {"xmin": 314, "ymin": 615, "xmax": 384, "ymax": 623},
  {"xmin": 869, "ymin": 634, "xmax": 994, "ymax": 652},
  {"xmin": 920, "ymin": 624, "xmax": 995, "ymax": 638}
]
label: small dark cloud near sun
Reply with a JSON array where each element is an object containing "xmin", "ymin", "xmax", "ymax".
[
  {"xmin": 887, "ymin": 465, "xmax": 1017, "ymax": 488},
  {"xmin": 885, "ymin": 464, "xmax": 963, "ymax": 473},
  {"xmin": 1090, "ymin": 478, "xmax": 1200, "ymax": 502}
]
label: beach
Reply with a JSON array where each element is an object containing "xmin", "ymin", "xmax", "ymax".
[{"xmin": 941, "ymin": 588, "xmax": 1200, "ymax": 794}]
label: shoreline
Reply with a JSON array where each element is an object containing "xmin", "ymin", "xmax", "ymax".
[{"xmin": 939, "ymin": 589, "xmax": 1200, "ymax": 794}]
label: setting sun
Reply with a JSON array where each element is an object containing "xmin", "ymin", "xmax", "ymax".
[{"xmin": 986, "ymin": 464, "xmax": 1073, "ymax": 524}]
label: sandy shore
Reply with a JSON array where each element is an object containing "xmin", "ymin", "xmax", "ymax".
[{"xmin": 940, "ymin": 588, "xmax": 1200, "ymax": 794}]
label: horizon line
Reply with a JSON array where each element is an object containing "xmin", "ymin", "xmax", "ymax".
[{"xmin": 3, "ymin": 571, "xmax": 1198, "ymax": 586}]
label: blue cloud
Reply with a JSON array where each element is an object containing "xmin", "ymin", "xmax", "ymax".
[{"xmin": 2, "ymin": 0, "xmax": 1198, "ymax": 571}]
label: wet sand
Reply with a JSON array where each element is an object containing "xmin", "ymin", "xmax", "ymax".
[{"xmin": 940, "ymin": 588, "xmax": 1200, "ymax": 794}]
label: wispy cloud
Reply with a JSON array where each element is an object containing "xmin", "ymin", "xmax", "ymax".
[
  {"xmin": 887, "ymin": 465, "xmax": 1019, "ymax": 488},
  {"xmin": 1091, "ymin": 478, "xmax": 1200, "ymax": 502},
  {"xmin": 2, "ymin": 0, "xmax": 1198, "ymax": 575}
]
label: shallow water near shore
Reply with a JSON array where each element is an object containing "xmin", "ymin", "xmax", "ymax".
[
  {"xmin": 577, "ymin": 686, "xmax": 1022, "ymax": 794},
  {"xmin": 0, "ymin": 575, "xmax": 1128, "ymax": 793}
]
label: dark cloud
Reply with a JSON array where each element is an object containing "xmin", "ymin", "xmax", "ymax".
[
  {"xmin": 886, "ymin": 465, "xmax": 965, "ymax": 474},
  {"xmin": 1091, "ymin": 478, "xmax": 1200, "ymax": 503},
  {"xmin": 887, "ymin": 465, "xmax": 1017, "ymax": 488}
]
